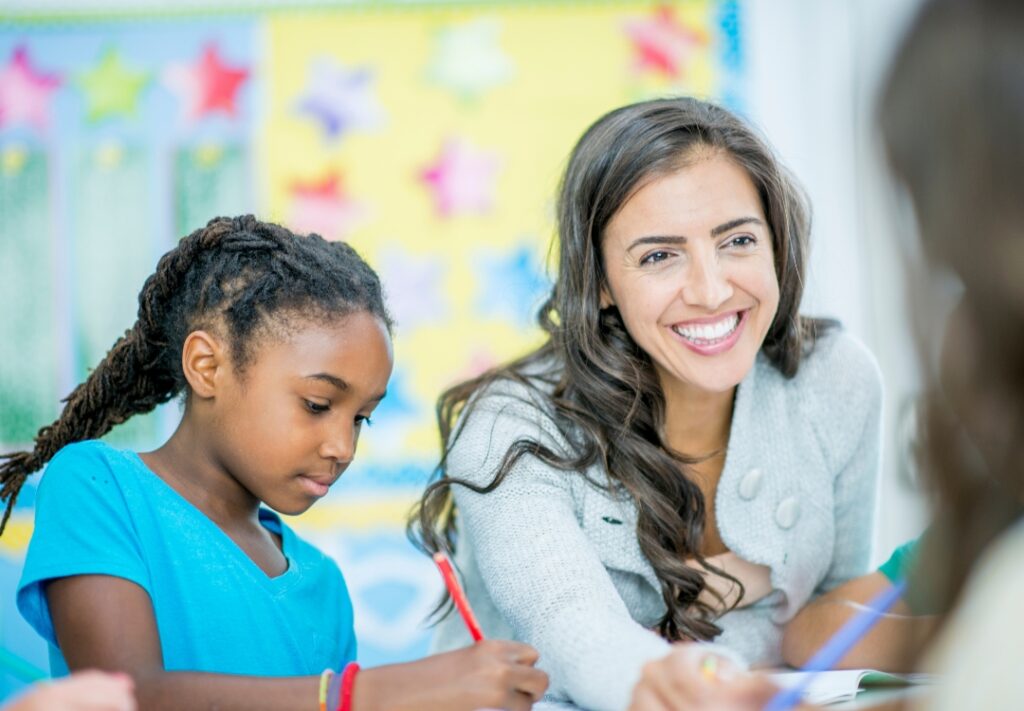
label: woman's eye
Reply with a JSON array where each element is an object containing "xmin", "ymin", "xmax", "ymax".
[
  {"xmin": 640, "ymin": 250, "xmax": 672, "ymax": 265},
  {"xmin": 304, "ymin": 400, "xmax": 330, "ymax": 415},
  {"xmin": 355, "ymin": 415, "xmax": 374, "ymax": 427},
  {"xmin": 727, "ymin": 235, "xmax": 756, "ymax": 248}
]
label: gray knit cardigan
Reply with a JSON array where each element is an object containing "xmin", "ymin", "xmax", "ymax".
[{"xmin": 431, "ymin": 330, "xmax": 883, "ymax": 710}]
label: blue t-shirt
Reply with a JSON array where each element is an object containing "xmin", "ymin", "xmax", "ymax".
[{"xmin": 17, "ymin": 440, "xmax": 356, "ymax": 677}]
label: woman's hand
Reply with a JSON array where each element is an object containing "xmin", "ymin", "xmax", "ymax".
[
  {"xmin": 628, "ymin": 644, "xmax": 815, "ymax": 711},
  {"xmin": 4, "ymin": 671, "xmax": 136, "ymax": 711},
  {"xmin": 352, "ymin": 639, "xmax": 549, "ymax": 711}
]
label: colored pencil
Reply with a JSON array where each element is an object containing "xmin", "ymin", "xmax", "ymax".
[
  {"xmin": 762, "ymin": 579, "xmax": 908, "ymax": 711},
  {"xmin": 433, "ymin": 551, "xmax": 485, "ymax": 642}
]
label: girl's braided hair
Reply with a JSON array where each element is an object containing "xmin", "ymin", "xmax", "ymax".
[{"xmin": 0, "ymin": 215, "xmax": 391, "ymax": 533}]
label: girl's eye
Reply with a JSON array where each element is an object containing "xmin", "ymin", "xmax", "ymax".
[
  {"xmin": 355, "ymin": 415, "xmax": 374, "ymax": 427},
  {"xmin": 726, "ymin": 235, "xmax": 756, "ymax": 248},
  {"xmin": 304, "ymin": 400, "xmax": 330, "ymax": 415},
  {"xmin": 640, "ymin": 250, "xmax": 673, "ymax": 266}
]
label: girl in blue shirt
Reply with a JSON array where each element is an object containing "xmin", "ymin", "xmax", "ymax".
[{"xmin": 0, "ymin": 215, "xmax": 547, "ymax": 711}]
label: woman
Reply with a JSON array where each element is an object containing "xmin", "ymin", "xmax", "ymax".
[
  {"xmin": 629, "ymin": 0, "xmax": 1024, "ymax": 709},
  {"xmin": 413, "ymin": 97, "xmax": 882, "ymax": 710}
]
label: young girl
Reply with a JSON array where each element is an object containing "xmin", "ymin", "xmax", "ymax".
[{"xmin": 0, "ymin": 216, "xmax": 547, "ymax": 711}]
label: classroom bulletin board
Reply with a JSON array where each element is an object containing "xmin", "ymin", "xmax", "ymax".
[{"xmin": 0, "ymin": 0, "xmax": 744, "ymax": 697}]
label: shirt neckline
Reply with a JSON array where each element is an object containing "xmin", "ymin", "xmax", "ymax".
[{"xmin": 125, "ymin": 450, "xmax": 301, "ymax": 593}]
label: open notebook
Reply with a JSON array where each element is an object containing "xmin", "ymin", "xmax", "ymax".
[{"xmin": 768, "ymin": 669, "xmax": 936, "ymax": 706}]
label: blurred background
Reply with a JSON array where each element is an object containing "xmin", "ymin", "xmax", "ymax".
[{"xmin": 0, "ymin": 0, "xmax": 927, "ymax": 699}]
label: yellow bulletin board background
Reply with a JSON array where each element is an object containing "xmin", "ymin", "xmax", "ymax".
[{"xmin": 0, "ymin": 1, "xmax": 743, "ymax": 696}]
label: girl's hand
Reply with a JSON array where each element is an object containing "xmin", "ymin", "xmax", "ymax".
[
  {"xmin": 628, "ymin": 644, "xmax": 816, "ymax": 711},
  {"xmin": 5, "ymin": 671, "xmax": 136, "ymax": 711},
  {"xmin": 353, "ymin": 639, "xmax": 549, "ymax": 711}
]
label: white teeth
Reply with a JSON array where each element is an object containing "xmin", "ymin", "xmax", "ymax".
[{"xmin": 674, "ymin": 314, "xmax": 740, "ymax": 343}]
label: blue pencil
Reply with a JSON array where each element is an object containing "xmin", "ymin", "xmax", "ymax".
[{"xmin": 762, "ymin": 579, "xmax": 908, "ymax": 711}]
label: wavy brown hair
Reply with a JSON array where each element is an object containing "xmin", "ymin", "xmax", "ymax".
[
  {"xmin": 0, "ymin": 215, "xmax": 390, "ymax": 534},
  {"xmin": 880, "ymin": 0, "xmax": 1024, "ymax": 619},
  {"xmin": 412, "ymin": 97, "xmax": 832, "ymax": 641}
]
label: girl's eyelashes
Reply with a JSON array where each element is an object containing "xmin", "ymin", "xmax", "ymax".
[
  {"xmin": 355, "ymin": 415, "xmax": 374, "ymax": 427},
  {"xmin": 303, "ymin": 399, "xmax": 331, "ymax": 415}
]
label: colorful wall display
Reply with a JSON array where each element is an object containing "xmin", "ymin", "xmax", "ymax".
[{"xmin": 0, "ymin": 1, "xmax": 743, "ymax": 698}]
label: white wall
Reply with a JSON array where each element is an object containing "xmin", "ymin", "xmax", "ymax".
[{"xmin": 742, "ymin": 0, "xmax": 929, "ymax": 562}]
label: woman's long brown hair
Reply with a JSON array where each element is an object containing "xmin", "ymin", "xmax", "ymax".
[{"xmin": 412, "ymin": 97, "xmax": 832, "ymax": 641}]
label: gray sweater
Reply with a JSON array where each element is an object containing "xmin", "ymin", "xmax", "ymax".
[{"xmin": 431, "ymin": 330, "xmax": 883, "ymax": 710}]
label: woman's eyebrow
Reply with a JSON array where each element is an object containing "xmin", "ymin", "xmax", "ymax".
[
  {"xmin": 626, "ymin": 235, "xmax": 687, "ymax": 253},
  {"xmin": 711, "ymin": 216, "xmax": 764, "ymax": 237}
]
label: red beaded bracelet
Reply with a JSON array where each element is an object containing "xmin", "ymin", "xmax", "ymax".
[{"xmin": 337, "ymin": 662, "xmax": 360, "ymax": 711}]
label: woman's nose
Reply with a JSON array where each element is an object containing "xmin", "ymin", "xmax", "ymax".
[{"xmin": 682, "ymin": 252, "xmax": 733, "ymax": 311}]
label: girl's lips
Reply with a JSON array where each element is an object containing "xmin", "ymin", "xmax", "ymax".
[
  {"xmin": 670, "ymin": 309, "xmax": 749, "ymax": 356},
  {"xmin": 298, "ymin": 475, "xmax": 331, "ymax": 498}
]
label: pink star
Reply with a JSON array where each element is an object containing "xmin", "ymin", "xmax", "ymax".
[
  {"xmin": 288, "ymin": 172, "xmax": 368, "ymax": 241},
  {"xmin": 164, "ymin": 44, "xmax": 249, "ymax": 121},
  {"xmin": 0, "ymin": 46, "xmax": 61, "ymax": 131},
  {"xmin": 420, "ymin": 138, "xmax": 500, "ymax": 218},
  {"xmin": 624, "ymin": 6, "xmax": 708, "ymax": 79}
]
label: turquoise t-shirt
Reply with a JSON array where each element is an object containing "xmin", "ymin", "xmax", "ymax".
[
  {"xmin": 17, "ymin": 440, "xmax": 356, "ymax": 677},
  {"xmin": 877, "ymin": 539, "xmax": 919, "ymax": 583}
]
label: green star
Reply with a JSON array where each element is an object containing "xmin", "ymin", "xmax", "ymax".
[{"xmin": 76, "ymin": 48, "xmax": 149, "ymax": 121}]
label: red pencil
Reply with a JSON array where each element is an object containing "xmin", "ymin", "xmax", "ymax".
[{"xmin": 432, "ymin": 551, "xmax": 485, "ymax": 642}]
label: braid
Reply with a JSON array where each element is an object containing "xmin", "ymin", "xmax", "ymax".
[{"xmin": 0, "ymin": 215, "xmax": 390, "ymax": 534}]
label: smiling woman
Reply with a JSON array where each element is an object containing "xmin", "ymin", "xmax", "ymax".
[{"xmin": 412, "ymin": 97, "xmax": 883, "ymax": 711}]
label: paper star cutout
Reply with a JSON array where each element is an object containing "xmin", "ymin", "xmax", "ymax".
[
  {"xmin": 0, "ymin": 46, "xmax": 61, "ymax": 132},
  {"xmin": 295, "ymin": 59, "xmax": 385, "ymax": 141},
  {"xmin": 76, "ymin": 48, "xmax": 149, "ymax": 122},
  {"xmin": 376, "ymin": 248, "xmax": 447, "ymax": 329},
  {"xmin": 477, "ymin": 244, "xmax": 550, "ymax": 324},
  {"xmin": 426, "ymin": 18, "xmax": 514, "ymax": 101},
  {"xmin": 164, "ymin": 44, "xmax": 249, "ymax": 121},
  {"xmin": 288, "ymin": 172, "xmax": 368, "ymax": 241},
  {"xmin": 368, "ymin": 370, "xmax": 418, "ymax": 423},
  {"xmin": 456, "ymin": 348, "xmax": 500, "ymax": 382},
  {"xmin": 624, "ymin": 6, "xmax": 709, "ymax": 79},
  {"xmin": 420, "ymin": 138, "xmax": 500, "ymax": 218}
]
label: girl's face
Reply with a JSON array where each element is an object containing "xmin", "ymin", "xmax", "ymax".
[
  {"xmin": 600, "ymin": 152, "xmax": 780, "ymax": 399},
  {"xmin": 213, "ymin": 310, "xmax": 393, "ymax": 515}
]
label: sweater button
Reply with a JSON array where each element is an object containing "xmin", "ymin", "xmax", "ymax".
[
  {"xmin": 738, "ymin": 468, "xmax": 763, "ymax": 500},
  {"xmin": 775, "ymin": 497, "xmax": 801, "ymax": 529}
]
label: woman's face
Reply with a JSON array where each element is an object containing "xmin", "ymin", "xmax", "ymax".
[{"xmin": 601, "ymin": 152, "xmax": 780, "ymax": 398}]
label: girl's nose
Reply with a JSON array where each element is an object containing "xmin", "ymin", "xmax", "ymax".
[{"xmin": 319, "ymin": 425, "xmax": 356, "ymax": 465}]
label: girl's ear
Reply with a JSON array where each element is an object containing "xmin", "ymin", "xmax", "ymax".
[{"xmin": 181, "ymin": 330, "xmax": 227, "ymax": 399}]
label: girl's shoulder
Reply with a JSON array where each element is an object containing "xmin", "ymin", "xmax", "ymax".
[{"xmin": 42, "ymin": 439, "xmax": 138, "ymax": 483}]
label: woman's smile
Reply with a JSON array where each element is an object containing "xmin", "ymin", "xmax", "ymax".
[{"xmin": 670, "ymin": 309, "xmax": 749, "ymax": 356}]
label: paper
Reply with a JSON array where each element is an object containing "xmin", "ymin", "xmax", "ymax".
[{"xmin": 769, "ymin": 669, "xmax": 936, "ymax": 706}]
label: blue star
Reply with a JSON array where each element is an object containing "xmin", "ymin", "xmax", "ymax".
[
  {"xmin": 477, "ymin": 243, "xmax": 551, "ymax": 325},
  {"xmin": 295, "ymin": 58, "xmax": 384, "ymax": 141}
]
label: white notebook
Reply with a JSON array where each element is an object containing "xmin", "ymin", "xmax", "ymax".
[{"xmin": 768, "ymin": 669, "xmax": 936, "ymax": 706}]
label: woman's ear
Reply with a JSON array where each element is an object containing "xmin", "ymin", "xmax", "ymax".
[
  {"xmin": 600, "ymin": 285, "xmax": 615, "ymax": 309},
  {"xmin": 181, "ymin": 330, "xmax": 227, "ymax": 399}
]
